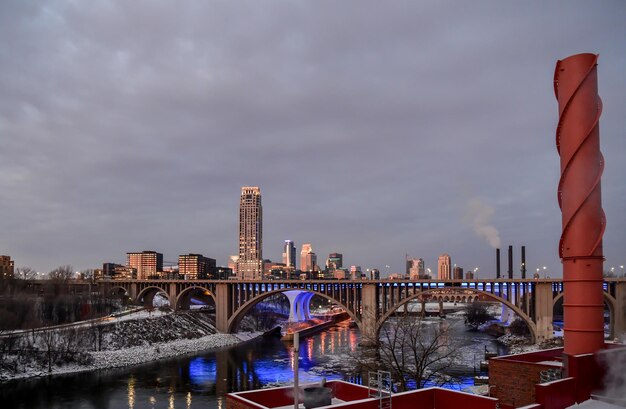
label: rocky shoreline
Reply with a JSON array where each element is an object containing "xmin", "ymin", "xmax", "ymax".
[
  {"xmin": 0, "ymin": 310, "xmax": 264, "ymax": 383},
  {"xmin": 496, "ymin": 333, "xmax": 564, "ymax": 354}
]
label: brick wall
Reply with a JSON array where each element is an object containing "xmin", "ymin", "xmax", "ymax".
[{"xmin": 490, "ymin": 359, "xmax": 560, "ymax": 407}]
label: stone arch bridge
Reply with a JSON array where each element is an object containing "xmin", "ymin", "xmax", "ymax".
[{"xmin": 101, "ymin": 278, "xmax": 626, "ymax": 343}]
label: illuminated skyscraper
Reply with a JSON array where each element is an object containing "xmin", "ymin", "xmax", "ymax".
[
  {"xmin": 237, "ymin": 186, "xmax": 263, "ymax": 280},
  {"xmin": 437, "ymin": 253, "xmax": 451, "ymax": 280},
  {"xmin": 282, "ymin": 240, "xmax": 296, "ymax": 269}
]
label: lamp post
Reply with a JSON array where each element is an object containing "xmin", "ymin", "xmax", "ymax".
[{"xmin": 621, "ymin": 265, "xmax": 624, "ymax": 277}]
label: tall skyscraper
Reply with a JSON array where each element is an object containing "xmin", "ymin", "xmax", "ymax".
[
  {"xmin": 407, "ymin": 257, "xmax": 425, "ymax": 280},
  {"xmin": 437, "ymin": 253, "xmax": 451, "ymax": 280},
  {"xmin": 237, "ymin": 186, "xmax": 263, "ymax": 280},
  {"xmin": 326, "ymin": 253, "xmax": 343, "ymax": 270},
  {"xmin": 300, "ymin": 243, "xmax": 317, "ymax": 272},
  {"xmin": 282, "ymin": 240, "xmax": 296, "ymax": 269},
  {"xmin": 127, "ymin": 251, "xmax": 163, "ymax": 279}
]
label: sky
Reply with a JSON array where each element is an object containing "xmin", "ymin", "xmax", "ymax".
[{"xmin": 1, "ymin": 1, "xmax": 625, "ymax": 277}]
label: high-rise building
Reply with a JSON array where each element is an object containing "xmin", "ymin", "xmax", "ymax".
[
  {"xmin": 407, "ymin": 257, "xmax": 425, "ymax": 280},
  {"xmin": 282, "ymin": 240, "xmax": 296, "ymax": 269},
  {"xmin": 237, "ymin": 186, "xmax": 263, "ymax": 280},
  {"xmin": 326, "ymin": 253, "xmax": 343, "ymax": 270},
  {"xmin": 300, "ymin": 243, "xmax": 317, "ymax": 272},
  {"xmin": 179, "ymin": 254, "xmax": 216, "ymax": 279},
  {"xmin": 103, "ymin": 262, "xmax": 135, "ymax": 279},
  {"xmin": 127, "ymin": 251, "xmax": 163, "ymax": 279},
  {"xmin": 228, "ymin": 255, "xmax": 239, "ymax": 275},
  {"xmin": 453, "ymin": 266, "xmax": 464, "ymax": 280},
  {"xmin": 349, "ymin": 265, "xmax": 362, "ymax": 280},
  {"xmin": 437, "ymin": 253, "xmax": 451, "ymax": 280},
  {"xmin": 0, "ymin": 255, "xmax": 14, "ymax": 281}
]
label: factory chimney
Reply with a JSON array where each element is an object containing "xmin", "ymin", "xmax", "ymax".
[
  {"xmin": 507, "ymin": 245, "xmax": 513, "ymax": 279},
  {"xmin": 521, "ymin": 246, "xmax": 526, "ymax": 279},
  {"xmin": 496, "ymin": 248, "xmax": 501, "ymax": 279}
]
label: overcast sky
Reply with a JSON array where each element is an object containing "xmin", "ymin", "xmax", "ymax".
[{"xmin": 1, "ymin": 1, "xmax": 625, "ymax": 277}]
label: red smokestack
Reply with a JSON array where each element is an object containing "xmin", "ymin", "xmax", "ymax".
[{"xmin": 554, "ymin": 53, "xmax": 605, "ymax": 355}]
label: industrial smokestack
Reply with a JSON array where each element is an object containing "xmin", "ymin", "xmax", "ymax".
[
  {"xmin": 555, "ymin": 53, "xmax": 605, "ymax": 355},
  {"xmin": 521, "ymin": 246, "xmax": 526, "ymax": 279},
  {"xmin": 496, "ymin": 248, "xmax": 501, "ymax": 279},
  {"xmin": 507, "ymin": 245, "xmax": 513, "ymax": 279}
]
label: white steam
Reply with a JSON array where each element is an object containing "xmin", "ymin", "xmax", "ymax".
[
  {"xmin": 596, "ymin": 345, "xmax": 626, "ymax": 402},
  {"xmin": 465, "ymin": 197, "xmax": 501, "ymax": 249}
]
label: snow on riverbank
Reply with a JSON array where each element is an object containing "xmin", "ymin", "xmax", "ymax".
[{"xmin": 0, "ymin": 331, "xmax": 262, "ymax": 383}]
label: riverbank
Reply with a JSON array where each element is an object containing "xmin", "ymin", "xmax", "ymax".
[{"xmin": 0, "ymin": 310, "xmax": 265, "ymax": 384}]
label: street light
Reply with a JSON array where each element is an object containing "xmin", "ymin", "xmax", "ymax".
[{"xmin": 621, "ymin": 265, "xmax": 625, "ymax": 277}]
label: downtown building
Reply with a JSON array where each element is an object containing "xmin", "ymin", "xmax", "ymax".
[
  {"xmin": 282, "ymin": 240, "xmax": 296, "ymax": 271},
  {"xmin": 237, "ymin": 186, "xmax": 263, "ymax": 280},
  {"xmin": 325, "ymin": 253, "xmax": 343, "ymax": 270},
  {"xmin": 0, "ymin": 255, "xmax": 14, "ymax": 281},
  {"xmin": 437, "ymin": 253, "xmax": 451, "ymax": 280},
  {"xmin": 406, "ymin": 257, "xmax": 425, "ymax": 280},
  {"xmin": 178, "ymin": 254, "xmax": 216, "ymax": 280},
  {"xmin": 300, "ymin": 243, "xmax": 317, "ymax": 273},
  {"xmin": 127, "ymin": 251, "xmax": 163, "ymax": 280}
]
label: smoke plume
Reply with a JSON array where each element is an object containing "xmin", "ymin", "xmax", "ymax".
[
  {"xmin": 595, "ymin": 345, "xmax": 626, "ymax": 403},
  {"xmin": 465, "ymin": 197, "xmax": 501, "ymax": 248}
]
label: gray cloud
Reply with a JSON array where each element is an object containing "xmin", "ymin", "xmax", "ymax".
[{"xmin": 0, "ymin": 1, "xmax": 625, "ymax": 276}]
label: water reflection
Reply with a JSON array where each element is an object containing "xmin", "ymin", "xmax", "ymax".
[
  {"xmin": 128, "ymin": 375, "xmax": 136, "ymax": 409},
  {"xmin": 0, "ymin": 318, "xmax": 507, "ymax": 408}
]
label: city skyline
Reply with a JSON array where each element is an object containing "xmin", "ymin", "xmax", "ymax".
[{"xmin": 1, "ymin": 2, "xmax": 625, "ymax": 275}]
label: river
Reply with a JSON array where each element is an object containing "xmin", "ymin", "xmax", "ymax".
[{"xmin": 0, "ymin": 316, "xmax": 508, "ymax": 409}]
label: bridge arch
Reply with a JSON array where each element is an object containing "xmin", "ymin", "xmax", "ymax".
[
  {"xmin": 227, "ymin": 288, "xmax": 359, "ymax": 333},
  {"xmin": 136, "ymin": 286, "xmax": 171, "ymax": 308},
  {"xmin": 175, "ymin": 286, "xmax": 216, "ymax": 310},
  {"xmin": 376, "ymin": 288, "xmax": 537, "ymax": 343},
  {"xmin": 108, "ymin": 286, "xmax": 129, "ymax": 298},
  {"xmin": 552, "ymin": 291, "xmax": 616, "ymax": 339}
]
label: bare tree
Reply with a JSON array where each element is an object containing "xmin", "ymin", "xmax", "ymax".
[
  {"xmin": 464, "ymin": 301, "xmax": 493, "ymax": 330},
  {"xmin": 357, "ymin": 313, "xmax": 462, "ymax": 391},
  {"xmin": 49, "ymin": 265, "xmax": 74, "ymax": 281},
  {"xmin": 16, "ymin": 266, "xmax": 37, "ymax": 280},
  {"xmin": 38, "ymin": 328, "xmax": 59, "ymax": 373}
]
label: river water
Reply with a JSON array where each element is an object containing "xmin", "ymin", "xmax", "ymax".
[{"xmin": 1, "ymin": 317, "xmax": 508, "ymax": 409}]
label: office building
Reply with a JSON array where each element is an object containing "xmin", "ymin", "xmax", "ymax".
[
  {"xmin": 369, "ymin": 268, "xmax": 380, "ymax": 280},
  {"xmin": 127, "ymin": 251, "xmax": 163, "ymax": 279},
  {"xmin": 103, "ymin": 262, "xmax": 135, "ymax": 279},
  {"xmin": 407, "ymin": 257, "xmax": 425, "ymax": 280},
  {"xmin": 179, "ymin": 254, "xmax": 216, "ymax": 279},
  {"xmin": 349, "ymin": 265, "xmax": 362, "ymax": 280},
  {"xmin": 453, "ymin": 266, "xmax": 464, "ymax": 280},
  {"xmin": 326, "ymin": 253, "xmax": 343, "ymax": 270},
  {"xmin": 300, "ymin": 243, "xmax": 317, "ymax": 272},
  {"xmin": 237, "ymin": 186, "xmax": 263, "ymax": 280},
  {"xmin": 216, "ymin": 266, "xmax": 234, "ymax": 280},
  {"xmin": 0, "ymin": 255, "xmax": 14, "ymax": 281},
  {"xmin": 437, "ymin": 253, "xmax": 451, "ymax": 280},
  {"xmin": 282, "ymin": 240, "xmax": 296, "ymax": 269},
  {"xmin": 228, "ymin": 255, "xmax": 239, "ymax": 275}
]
